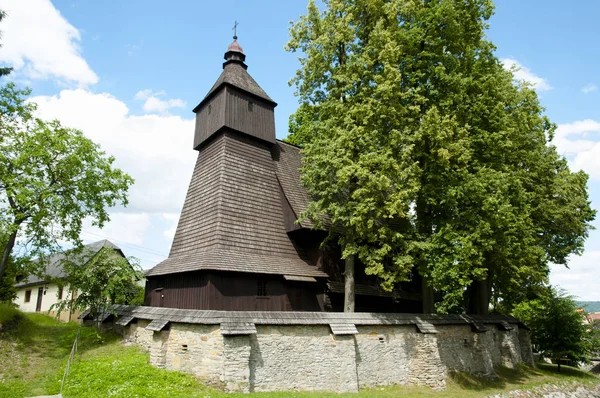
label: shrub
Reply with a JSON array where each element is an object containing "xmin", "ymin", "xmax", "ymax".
[{"xmin": 0, "ymin": 302, "xmax": 24, "ymax": 334}]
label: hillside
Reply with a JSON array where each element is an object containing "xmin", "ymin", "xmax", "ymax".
[
  {"xmin": 578, "ymin": 302, "xmax": 600, "ymax": 313},
  {"xmin": 0, "ymin": 304, "xmax": 599, "ymax": 397}
]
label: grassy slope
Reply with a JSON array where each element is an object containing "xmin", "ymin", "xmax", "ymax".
[{"xmin": 0, "ymin": 305, "xmax": 598, "ymax": 398}]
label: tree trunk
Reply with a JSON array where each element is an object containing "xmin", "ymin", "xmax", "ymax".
[
  {"xmin": 468, "ymin": 269, "xmax": 493, "ymax": 315},
  {"xmin": 468, "ymin": 280, "xmax": 489, "ymax": 315},
  {"xmin": 344, "ymin": 254, "xmax": 355, "ymax": 312},
  {"xmin": 0, "ymin": 229, "xmax": 18, "ymax": 281},
  {"xmin": 421, "ymin": 278, "xmax": 435, "ymax": 313}
]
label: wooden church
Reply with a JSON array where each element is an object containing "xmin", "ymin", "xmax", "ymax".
[{"xmin": 144, "ymin": 36, "xmax": 423, "ymax": 312}]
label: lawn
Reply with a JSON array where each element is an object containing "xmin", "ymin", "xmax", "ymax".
[{"xmin": 0, "ymin": 304, "xmax": 598, "ymax": 398}]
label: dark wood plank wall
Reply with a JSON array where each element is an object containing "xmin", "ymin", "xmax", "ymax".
[
  {"xmin": 145, "ymin": 271, "xmax": 212, "ymax": 309},
  {"xmin": 224, "ymin": 88, "xmax": 275, "ymax": 144},
  {"xmin": 194, "ymin": 89, "xmax": 226, "ymax": 149},
  {"xmin": 145, "ymin": 271, "xmax": 325, "ymax": 311}
]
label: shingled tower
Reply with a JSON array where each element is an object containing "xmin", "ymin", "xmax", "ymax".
[{"xmin": 144, "ymin": 36, "xmax": 328, "ymax": 311}]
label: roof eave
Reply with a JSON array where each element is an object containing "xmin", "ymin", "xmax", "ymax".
[{"xmin": 192, "ymin": 82, "xmax": 278, "ymax": 113}]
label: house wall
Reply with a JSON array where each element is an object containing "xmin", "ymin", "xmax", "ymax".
[
  {"xmin": 14, "ymin": 283, "xmax": 77, "ymax": 322},
  {"xmin": 117, "ymin": 321, "xmax": 534, "ymax": 393}
]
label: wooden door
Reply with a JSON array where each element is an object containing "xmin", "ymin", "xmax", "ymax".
[{"xmin": 35, "ymin": 287, "xmax": 43, "ymax": 312}]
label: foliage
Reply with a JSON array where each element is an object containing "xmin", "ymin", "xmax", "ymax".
[
  {"xmin": 513, "ymin": 287, "xmax": 600, "ymax": 371},
  {"xmin": 0, "ymin": 9, "xmax": 12, "ymax": 77},
  {"xmin": 0, "ymin": 265, "xmax": 17, "ymax": 302},
  {"xmin": 52, "ymin": 247, "xmax": 143, "ymax": 321},
  {"xmin": 0, "ymin": 301, "xmax": 20, "ymax": 325},
  {"xmin": 123, "ymin": 283, "xmax": 146, "ymax": 306},
  {"xmin": 286, "ymin": 0, "xmax": 596, "ymax": 312},
  {"xmin": 0, "ymin": 82, "xmax": 134, "ymax": 282}
]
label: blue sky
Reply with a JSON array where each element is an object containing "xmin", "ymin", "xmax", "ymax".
[{"xmin": 1, "ymin": 0, "xmax": 599, "ymax": 300}]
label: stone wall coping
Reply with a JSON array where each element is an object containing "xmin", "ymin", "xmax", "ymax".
[{"xmin": 83, "ymin": 305, "xmax": 526, "ymax": 330}]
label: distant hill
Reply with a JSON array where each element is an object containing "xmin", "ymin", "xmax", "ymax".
[{"xmin": 577, "ymin": 301, "xmax": 600, "ymax": 313}]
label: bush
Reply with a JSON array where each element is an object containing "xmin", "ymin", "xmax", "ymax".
[
  {"xmin": 513, "ymin": 287, "xmax": 600, "ymax": 371},
  {"xmin": 0, "ymin": 302, "xmax": 24, "ymax": 334}
]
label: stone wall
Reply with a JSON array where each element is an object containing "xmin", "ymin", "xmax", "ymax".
[
  {"xmin": 123, "ymin": 319, "xmax": 153, "ymax": 351},
  {"xmin": 163, "ymin": 323, "xmax": 224, "ymax": 385},
  {"xmin": 117, "ymin": 320, "xmax": 534, "ymax": 393},
  {"xmin": 248, "ymin": 325, "xmax": 358, "ymax": 393}
]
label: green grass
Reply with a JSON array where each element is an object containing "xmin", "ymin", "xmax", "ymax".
[{"xmin": 0, "ymin": 308, "xmax": 598, "ymax": 398}]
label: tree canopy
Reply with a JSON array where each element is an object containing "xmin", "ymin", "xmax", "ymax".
[
  {"xmin": 0, "ymin": 83, "xmax": 134, "ymax": 285},
  {"xmin": 51, "ymin": 247, "xmax": 143, "ymax": 322},
  {"xmin": 0, "ymin": 10, "xmax": 12, "ymax": 77},
  {"xmin": 513, "ymin": 288, "xmax": 600, "ymax": 371},
  {"xmin": 286, "ymin": 0, "xmax": 595, "ymax": 313}
]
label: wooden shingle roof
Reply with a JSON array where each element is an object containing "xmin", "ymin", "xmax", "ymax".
[
  {"xmin": 84, "ymin": 304, "xmax": 527, "ymax": 332},
  {"xmin": 15, "ymin": 240, "xmax": 122, "ymax": 287},
  {"xmin": 194, "ymin": 62, "xmax": 275, "ymax": 112},
  {"xmin": 272, "ymin": 141, "xmax": 315, "ymax": 229},
  {"xmin": 147, "ymin": 132, "xmax": 326, "ymax": 278}
]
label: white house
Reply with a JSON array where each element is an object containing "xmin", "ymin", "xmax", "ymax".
[{"xmin": 13, "ymin": 240, "xmax": 124, "ymax": 322}]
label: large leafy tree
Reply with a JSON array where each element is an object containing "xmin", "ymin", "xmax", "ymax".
[
  {"xmin": 513, "ymin": 288, "xmax": 600, "ymax": 372},
  {"xmin": 0, "ymin": 83, "xmax": 134, "ymax": 282},
  {"xmin": 286, "ymin": 0, "xmax": 595, "ymax": 313}
]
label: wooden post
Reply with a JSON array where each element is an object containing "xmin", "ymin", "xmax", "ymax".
[{"xmin": 344, "ymin": 255, "xmax": 355, "ymax": 312}]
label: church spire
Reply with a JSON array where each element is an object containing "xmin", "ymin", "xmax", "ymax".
[{"xmin": 224, "ymin": 21, "xmax": 247, "ymax": 70}]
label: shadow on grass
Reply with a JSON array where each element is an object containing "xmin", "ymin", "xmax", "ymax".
[
  {"xmin": 449, "ymin": 365, "xmax": 542, "ymax": 391},
  {"xmin": 536, "ymin": 363, "xmax": 599, "ymax": 380},
  {"xmin": 450, "ymin": 362, "xmax": 599, "ymax": 392},
  {"xmin": 3, "ymin": 312, "xmax": 120, "ymax": 361}
]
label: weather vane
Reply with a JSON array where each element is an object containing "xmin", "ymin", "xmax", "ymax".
[{"xmin": 233, "ymin": 21, "xmax": 239, "ymax": 40}]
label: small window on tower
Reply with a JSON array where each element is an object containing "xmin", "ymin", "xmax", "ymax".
[
  {"xmin": 248, "ymin": 101, "xmax": 253, "ymax": 112},
  {"xmin": 257, "ymin": 280, "xmax": 268, "ymax": 296},
  {"xmin": 208, "ymin": 104, "xmax": 212, "ymax": 115},
  {"xmin": 58, "ymin": 287, "xmax": 63, "ymax": 300},
  {"xmin": 24, "ymin": 290, "xmax": 31, "ymax": 303}
]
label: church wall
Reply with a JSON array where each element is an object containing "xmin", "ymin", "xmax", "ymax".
[
  {"xmin": 145, "ymin": 271, "xmax": 325, "ymax": 312},
  {"xmin": 224, "ymin": 88, "xmax": 275, "ymax": 144},
  {"xmin": 194, "ymin": 89, "xmax": 226, "ymax": 149},
  {"xmin": 114, "ymin": 317, "xmax": 534, "ymax": 393}
]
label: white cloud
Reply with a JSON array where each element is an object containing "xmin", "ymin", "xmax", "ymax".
[
  {"xmin": 134, "ymin": 89, "xmax": 153, "ymax": 101},
  {"xmin": 30, "ymin": 89, "xmax": 197, "ymax": 215},
  {"xmin": 582, "ymin": 83, "xmax": 597, "ymax": 94},
  {"xmin": 550, "ymin": 251, "xmax": 600, "ymax": 301},
  {"xmin": 81, "ymin": 212, "xmax": 152, "ymax": 246},
  {"xmin": 0, "ymin": 0, "xmax": 98, "ymax": 86},
  {"xmin": 143, "ymin": 97, "xmax": 186, "ymax": 113},
  {"xmin": 134, "ymin": 89, "xmax": 186, "ymax": 113},
  {"xmin": 553, "ymin": 119, "xmax": 600, "ymax": 180},
  {"xmin": 502, "ymin": 58, "xmax": 552, "ymax": 91}
]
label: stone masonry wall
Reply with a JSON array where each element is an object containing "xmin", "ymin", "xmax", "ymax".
[
  {"xmin": 123, "ymin": 319, "xmax": 152, "ymax": 351},
  {"xmin": 248, "ymin": 325, "xmax": 358, "ymax": 393},
  {"xmin": 120, "ymin": 321, "xmax": 533, "ymax": 393},
  {"xmin": 162, "ymin": 323, "xmax": 224, "ymax": 385}
]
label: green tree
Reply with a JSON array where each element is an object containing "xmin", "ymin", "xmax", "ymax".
[
  {"xmin": 286, "ymin": 0, "xmax": 595, "ymax": 313},
  {"xmin": 0, "ymin": 10, "xmax": 12, "ymax": 77},
  {"xmin": 0, "ymin": 83, "xmax": 134, "ymax": 283},
  {"xmin": 513, "ymin": 288, "xmax": 600, "ymax": 372},
  {"xmin": 52, "ymin": 247, "xmax": 143, "ymax": 324}
]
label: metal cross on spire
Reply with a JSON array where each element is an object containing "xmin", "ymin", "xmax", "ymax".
[{"xmin": 232, "ymin": 21, "xmax": 239, "ymax": 40}]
